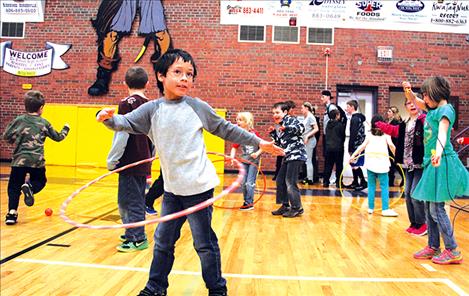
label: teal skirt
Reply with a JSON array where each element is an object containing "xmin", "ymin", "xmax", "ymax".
[{"xmin": 412, "ymin": 154, "xmax": 469, "ymax": 202}]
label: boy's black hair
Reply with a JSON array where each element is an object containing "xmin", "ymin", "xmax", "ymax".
[
  {"xmin": 346, "ymin": 99, "xmax": 358, "ymax": 111},
  {"xmin": 371, "ymin": 114, "xmax": 384, "ymax": 136},
  {"xmin": 329, "ymin": 109, "xmax": 339, "ymax": 120},
  {"xmin": 285, "ymin": 100, "xmax": 296, "ymax": 110},
  {"xmin": 421, "ymin": 76, "xmax": 451, "ymax": 104},
  {"xmin": 154, "ymin": 48, "xmax": 198, "ymax": 94},
  {"xmin": 125, "ymin": 66, "xmax": 148, "ymax": 89},
  {"xmin": 273, "ymin": 102, "xmax": 288, "ymax": 112},
  {"xmin": 24, "ymin": 90, "xmax": 45, "ymax": 113},
  {"xmin": 321, "ymin": 90, "xmax": 332, "ymax": 98}
]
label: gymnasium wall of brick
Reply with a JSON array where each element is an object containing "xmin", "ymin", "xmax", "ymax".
[{"xmin": 1, "ymin": 0, "xmax": 468, "ymax": 171}]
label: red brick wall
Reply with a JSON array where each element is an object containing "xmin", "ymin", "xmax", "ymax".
[{"xmin": 1, "ymin": 0, "xmax": 468, "ymax": 171}]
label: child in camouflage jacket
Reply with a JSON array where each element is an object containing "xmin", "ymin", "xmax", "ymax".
[{"xmin": 3, "ymin": 90, "xmax": 69, "ymax": 225}]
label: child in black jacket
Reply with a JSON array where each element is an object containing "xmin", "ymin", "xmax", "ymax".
[{"xmin": 323, "ymin": 109, "xmax": 345, "ymax": 187}]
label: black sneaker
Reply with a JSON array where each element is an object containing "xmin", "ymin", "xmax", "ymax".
[
  {"xmin": 282, "ymin": 208, "xmax": 304, "ymax": 218},
  {"xmin": 239, "ymin": 202, "xmax": 254, "ymax": 211},
  {"xmin": 271, "ymin": 205, "xmax": 290, "ymax": 216},
  {"xmin": 301, "ymin": 179, "xmax": 314, "ymax": 185},
  {"xmin": 343, "ymin": 182, "xmax": 358, "ymax": 189},
  {"xmin": 354, "ymin": 182, "xmax": 367, "ymax": 191},
  {"xmin": 208, "ymin": 286, "xmax": 228, "ymax": 296},
  {"xmin": 21, "ymin": 183, "xmax": 34, "ymax": 206},
  {"xmin": 5, "ymin": 211, "xmax": 18, "ymax": 225},
  {"xmin": 137, "ymin": 287, "xmax": 167, "ymax": 296}
]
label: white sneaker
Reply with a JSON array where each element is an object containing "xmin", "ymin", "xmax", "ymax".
[
  {"xmin": 367, "ymin": 208, "xmax": 374, "ymax": 214},
  {"xmin": 382, "ymin": 209, "xmax": 398, "ymax": 217}
]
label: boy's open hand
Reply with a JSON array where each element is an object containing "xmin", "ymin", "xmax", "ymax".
[
  {"xmin": 259, "ymin": 140, "xmax": 284, "ymax": 156},
  {"xmin": 96, "ymin": 108, "xmax": 115, "ymax": 122}
]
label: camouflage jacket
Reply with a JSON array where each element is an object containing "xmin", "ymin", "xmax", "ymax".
[
  {"xmin": 3, "ymin": 114, "xmax": 69, "ymax": 168},
  {"xmin": 269, "ymin": 115, "xmax": 307, "ymax": 162}
]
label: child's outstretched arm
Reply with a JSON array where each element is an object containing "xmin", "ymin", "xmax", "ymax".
[
  {"xmin": 431, "ymin": 117, "xmax": 450, "ymax": 167},
  {"xmin": 259, "ymin": 140, "xmax": 284, "ymax": 156},
  {"xmin": 46, "ymin": 123, "xmax": 70, "ymax": 142},
  {"xmin": 349, "ymin": 138, "xmax": 369, "ymax": 163},
  {"xmin": 402, "ymin": 81, "xmax": 426, "ymax": 111},
  {"xmin": 375, "ymin": 121, "xmax": 399, "ymax": 138},
  {"xmin": 96, "ymin": 108, "xmax": 115, "ymax": 122}
]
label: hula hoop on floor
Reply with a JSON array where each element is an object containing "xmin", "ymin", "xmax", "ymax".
[
  {"xmin": 59, "ymin": 152, "xmax": 245, "ymax": 230},
  {"xmin": 338, "ymin": 152, "xmax": 405, "ymax": 213}
]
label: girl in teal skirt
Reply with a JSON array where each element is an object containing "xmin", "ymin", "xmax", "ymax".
[{"xmin": 403, "ymin": 77, "xmax": 468, "ymax": 265}]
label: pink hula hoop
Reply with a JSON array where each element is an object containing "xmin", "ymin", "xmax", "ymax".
[{"xmin": 59, "ymin": 152, "xmax": 245, "ymax": 229}]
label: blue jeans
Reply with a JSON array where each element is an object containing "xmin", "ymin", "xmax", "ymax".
[
  {"xmin": 146, "ymin": 189, "xmax": 226, "ymax": 293},
  {"xmin": 404, "ymin": 168, "xmax": 425, "ymax": 226},
  {"xmin": 276, "ymin": 160, "xmax": 303, "ymax": 209},
  {"xmin": 241, "ymin": 163, "xmax": 257, "ymax": 204},
  {"xmin": 118, "ymin": 174, "xmax": 146, "ymax": 242},
  {"xmin": 367, "ymin": 170, "xmax": 389, "ymax": 210},
  {"xmin": 426, "ymin": 202, "xmax": 457, "ymax": 250}
]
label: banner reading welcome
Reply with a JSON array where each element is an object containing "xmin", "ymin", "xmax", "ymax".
[
  {"xmin": 0, "ymin": 42, "xmax": 71, "ymax": 77},
  {"xmin": 220, "ymin": 0, "xmax": 469, "ymax": 34}
]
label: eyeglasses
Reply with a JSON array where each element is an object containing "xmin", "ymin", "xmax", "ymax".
[{"xmin": 168, "ymin": 69, "xmax": 194, "ymax": 80}]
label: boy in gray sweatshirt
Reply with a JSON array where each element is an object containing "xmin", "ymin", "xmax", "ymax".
[{"xmin": 97, "ymin": 49, "xmax": 283, "ymax": 296}]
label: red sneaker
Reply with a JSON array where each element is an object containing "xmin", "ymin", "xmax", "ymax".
[
  {"xmin": 412, "ymin": 224, "xmax": 427, "ymax": 236},
  {"xmin": 414, "ymin": 246, "xmax": 440, "ymax": 259},
  {"xmin": 406, "ymin": 226, "xmax": 415, "ymax": 233},
  {"xmin": 432, "ymin": 249, "xmax": 463, "ymax": 265}
]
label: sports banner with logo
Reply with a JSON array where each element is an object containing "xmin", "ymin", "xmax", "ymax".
[{"xmin": 220, "ymin": 0, "xmax": 469, "ymax": 34}]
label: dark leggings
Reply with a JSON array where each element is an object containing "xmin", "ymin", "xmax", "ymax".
[{"xmin": 8, "ymin": 166, "xmax": 47, "ymax": 210}]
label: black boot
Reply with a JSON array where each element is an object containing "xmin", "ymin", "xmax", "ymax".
[
  {"xmin": 354, "ymin": 168, "xmax": 367, "ymax": 191},
  {"xmin": 88, "ymin": 67, "xmax": 112, "ymax": 96},
  {"xmin": 344, "ymin": 170, "xmax": 359, "ymax": 189}
]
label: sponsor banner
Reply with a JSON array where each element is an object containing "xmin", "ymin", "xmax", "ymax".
[
  {"xmin": 0, "ymin": 42, "xmax": 71, "ymax": 77},
  {"xmin": 302, "ymin": 0, "xmax": 348, "ymax": 26},
  {"xmin": 389, "ymin": 0, "xmax": 428, "ymax": 24},
  {"xmin": 0, "ymin": 0, "xmax": 46, "ymax": 22},
  {"xmin": 220, "ymin": 1, "xmax": 269, "ymax": 25},
  {"xmin": 430, "ymin": 1, "xmax": 468, "ymax": 26},
  {"xmin": 220, "ymin": 0, "xmax": 469, "ymax": 34}
]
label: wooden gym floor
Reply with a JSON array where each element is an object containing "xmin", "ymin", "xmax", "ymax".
[{"xmin": 0, "ymin": 164, "xmax": 468, "ymax": 296}]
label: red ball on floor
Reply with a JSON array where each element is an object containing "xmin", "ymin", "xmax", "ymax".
[{"xmin": 45, "ymin": 208, "xmax": 53, "ymax": 216}]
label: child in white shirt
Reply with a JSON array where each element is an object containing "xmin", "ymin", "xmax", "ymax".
[{"xmin": 350, "ymin": 114, "xmax": 398, "ymax": 217}]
